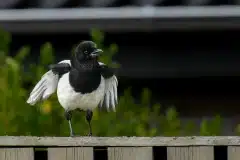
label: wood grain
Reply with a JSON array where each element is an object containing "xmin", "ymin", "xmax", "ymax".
[
  {"xmin": 0, "ymin": 136, "xmax": 239, "ymax": 146},
  {"xmin": 0, "ymin": 148, "xmax": 34, "ymax": 160},
  {"xmin": 48, "ymin": 147, "xmax": 93, "ymax": 160},
  {"xmin": 228, "ymin": 146, "xmax": 240, "ymax": 160},
  {"xmin": 108, "ymin": 147, "xmax": 153, "ymax": 160},
  {"xmin": 167, "ymin": 146, "xmax": 214, "ymax": 160}
]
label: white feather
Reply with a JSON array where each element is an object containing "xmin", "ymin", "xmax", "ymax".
[
  {"xmin": 57, "ymin": 73, "xmax": 105, "ymax": 111},
  {"xmin": 105, "ymin": 92, "xmax": 110, "ymax": 111},
  {"xmin": 98, "ymin": 62, "xmax": 118, "ymax": 112},
  {"xmin": 110, "ymin": 91, "xmax": 115, "ymax": 111},
  {"xmin": 26, "ymin": 60, "xmax": 71, "ymax": 105}
]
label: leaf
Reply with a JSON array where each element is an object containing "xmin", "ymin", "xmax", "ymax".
[
  {"xmin": 71, "ymin": 44, "xmax": 78, "ymax": 55},
  {"xmin": 162, "ymin": 107, "xmax": 181, "ymax": 136},
  {"xmin": 182, "ymin": 121, "xmax": 196, "ymax": 136},
  {"xmin": 109, "ymin": 43, "xmax": 118, "ymax": 55},
  {"xmin": 149, "ymin": 128, "xmax": 157, "ymax": 137},
  {"xmin": 141, "ymin": 88, "xmax": 151, "ymax": 106},
  {"xmin": 90, "ymin": 28, "xmax": 104, "ymax": 46},
  {"xmin": 40, "ymin": 42, "xmax": 54, "ymax": 65},
  {"xmin": 209, "ymin": 115, "xmax": 222, "ymax": 136},
  {"xmin": 153, "ymin": 103, "xmax": 161, "ymax": 114},
  {"xmin": 111, "ymin": 62, "xmax": 121, "ymax": 68},
  {"xmin": 0, "ymin": 51, "xmax": 6, "ymax": 64},
  {"xmin": 0, "ymin": 28, "xmax": 11, "ymax": 53},
  {"xmin": 5, "ymin": 57, "xmax": 20, "ymax": 73},
  {"xmin": 235, "ymin": 124, "xmax": 240, "ymax": 135},
  {"xmin": 200, "ymin": 119, "xmax": 209, "ymax": 136},
  {"xmin": 40, "ymin": 100, "xmax": 52, "ymax": 114},
  {"xmin": 166, "ymin": 107, "xmax": 178, "ymax": 122},
  {"xmin": 14, "ymin": 46, "xmax": 30, "ymax": 63}
]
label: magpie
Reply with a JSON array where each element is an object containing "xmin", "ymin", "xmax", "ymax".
[{"xmin": 26, "ymin": 41, "xmax": 118, "ymax": 137}]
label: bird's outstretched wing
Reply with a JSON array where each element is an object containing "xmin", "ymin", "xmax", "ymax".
[
  {"xmin": 98, "ymin": 62, "xmax": 118, "ymax": 112},
  {"xmin": 26, "ymin": 60, "xmax": 71, "ymax": 105}
]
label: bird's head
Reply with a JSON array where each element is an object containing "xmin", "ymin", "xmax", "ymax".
[
  {"xmin": 73, "ymin": 41, "xmax": 103, "ymax": 61},
  {"xmin": 71, "ymin": 41, "xmax": 103, "ymax": 70}
]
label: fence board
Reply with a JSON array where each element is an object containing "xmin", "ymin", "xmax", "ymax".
[
  {"xmin": 228, "ymin": 146, "xmax": 240, "ymax": 160},
  {"xmin": 0, "ymin": 148, "xmax": 34, "ymax": 160},
  {"xmin": 48, "ymin": 147, "xmax": 93, "ymax": 160},
  {"xmin": 108, "ymin": 147, "xmax": 153, "ymax": 160},
  {"xmin": 167, "ymin": 146, "xmax": 214, "ymax": 160},
  {"xmin": 0, "ymin": 136, "xmax": 239, "ymax": 160}
]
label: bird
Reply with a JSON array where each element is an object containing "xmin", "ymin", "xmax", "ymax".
[{"xmin": 26, "ymin": 41, "xmax": 118, "ymax": 137}]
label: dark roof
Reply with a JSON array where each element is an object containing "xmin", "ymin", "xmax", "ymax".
[{"xmin": 0, "ymin": 0, "xmax": 239, "ymax": 8}]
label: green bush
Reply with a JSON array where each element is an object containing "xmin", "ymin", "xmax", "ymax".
[{"xmin": 0, "ymin": 28, "xmax": 238, "ymax": 136}]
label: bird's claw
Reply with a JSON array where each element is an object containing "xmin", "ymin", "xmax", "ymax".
[{"xmin": 87, "ymin": 133, "xmax": 92, "ymax": 136}]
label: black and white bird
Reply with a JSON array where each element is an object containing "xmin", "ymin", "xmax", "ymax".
[{"xmin": 26, "ymin": 41, "xmax": 118, "ymax": 137}]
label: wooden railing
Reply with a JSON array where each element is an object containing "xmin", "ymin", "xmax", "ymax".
[{"xmin": 0, "ymin": 136, "xmax": 239, "ymax": 160}]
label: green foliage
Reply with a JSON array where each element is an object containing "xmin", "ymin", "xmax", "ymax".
[
  {"xmin": 90, "ymin": 28, "xmax": 120, "ymax": 68},
  {"xmin": 200, "ymin": 115, "xmax": 222, "ymax": 136},
  {"xmin": 40, "ymin": 42, "xmax": 54, "ymax": 65},
  {"xmin": 0, "ymin": 28, "xmax": 238, "ymax": 136},
  {"xmin": 0, "ymin": 28, "xmax": 11, "ymax": 54},
  {"xmin": 235, "ymin": 124, "xmax": 240, "ymax": 136}
]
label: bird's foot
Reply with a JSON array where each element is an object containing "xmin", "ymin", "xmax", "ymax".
[
  {"xmin": 70, "ymin": 132, "xmax": 75, "ymax": 137},
  {"xmin": 87, "ymin": 133, "xmax": 92, "ymax": 137}
]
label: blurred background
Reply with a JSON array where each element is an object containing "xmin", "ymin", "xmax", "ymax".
[{"xmin": 0, "ymin": 0, "xmax": 240, "ymax": 136}]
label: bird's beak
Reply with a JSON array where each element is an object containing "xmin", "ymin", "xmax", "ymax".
[{"xmin": 90, "ymin": 49, "xmax": 103, "ymax": 58}]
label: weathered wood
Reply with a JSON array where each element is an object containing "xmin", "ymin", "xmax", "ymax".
[
  {"xmin": 167, "ymin": 146, "xmax": 214, "ymax": 160},
  {"xmin": 48, "ymin": 147, "xmax": 93, "ymax": 160},
  {"xmin": 0, "ymin": 148, "xmax": 34, "ymax": 160},
  {"xmin": 0, "ymin": 136, "xmax": 239, "ymax": 146},
  {"xmin": 108, "ymin": 147, "xmax": 153, "ymax": 160},
  {"xmin": 228, "ymin": 146, "xmax": 240, "ymax": 160}
]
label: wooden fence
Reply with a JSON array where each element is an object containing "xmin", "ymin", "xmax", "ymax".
[{"xmin": 0, "ymin": 136, "xmax": 239, "ymax": 160}]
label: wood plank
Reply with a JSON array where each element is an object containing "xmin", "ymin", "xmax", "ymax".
[
  {"xmin": 228, "ymin": 146, "xmax": 240, "ymax": 160},
  {"xmin": 48, "ymin": 147, "xmax": 93, "ymax": 160},
  {"xmin": 0, "ymin": 136, "xmax": 239, "ymax": 146},
  {"xmin": 0, "ymin": 148, "xmax": 34, "ymax": 160},
  {"xmin": 108, "ymin": 147, "xmax": 153, "ymax": 160},
  {"xmin": 167, "ymin": 146, "xmax": 214, "ymax": 160}
]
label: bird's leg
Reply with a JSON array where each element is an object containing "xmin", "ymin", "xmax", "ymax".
[
  {"xmin": 86, "ymin": 110, "xmax": 93, "ymax": 136},
  {"xmin": 64, "ymin": 110, "xmax": 74, "ymax": 137},
  {"xmin": 76, "ymin": 108, "xmax": 83, "ymax": 112}
]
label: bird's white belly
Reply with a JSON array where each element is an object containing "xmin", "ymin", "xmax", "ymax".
[{"xmin": 57, "ymin": 73, "xmax": 105, "ymax": 111}]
